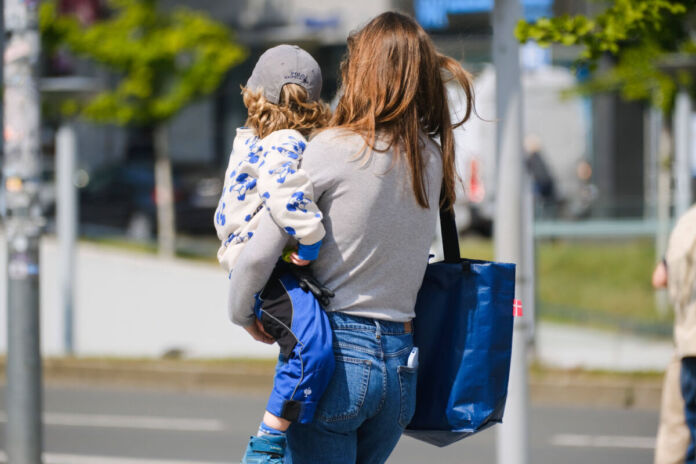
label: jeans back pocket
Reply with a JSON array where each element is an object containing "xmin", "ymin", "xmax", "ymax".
[
  {"xmin": 316, "ymin": 356, "xmax": 371, "ymax": 423},
  {"xmin": 397, "ymin": 365, "xmax": 418, "ymax": 428}
]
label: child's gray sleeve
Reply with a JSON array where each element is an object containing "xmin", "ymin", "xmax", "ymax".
[{"xmin": 227, "ymin": 211, "xmax": 289, "ymax": 326}]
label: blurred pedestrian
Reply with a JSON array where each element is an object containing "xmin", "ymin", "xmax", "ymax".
[
  {"xmin": 653, "ymin": 204, "xmax": 696, "ymax": 464},
  {"xmin": 228, "ymin": 11, "xmax": 475, "ymax": 464},
  {"xmin": 524, "ymin": 134, "xmax": 556, "ymax": 203}
]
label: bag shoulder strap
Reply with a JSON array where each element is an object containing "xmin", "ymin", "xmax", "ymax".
[{"xmin": 439, "ymin": 188, "xmax": 461, "ymax": 263}]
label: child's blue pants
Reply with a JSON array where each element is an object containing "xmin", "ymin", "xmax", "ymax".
[{"xmin": 254, "ymin": 265, "xmax": 335, "ymax": 424}]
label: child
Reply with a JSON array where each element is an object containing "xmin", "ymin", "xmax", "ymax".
[{"xmin": 214, "ymin": 45, "xmax": 335, "ymax": 464}]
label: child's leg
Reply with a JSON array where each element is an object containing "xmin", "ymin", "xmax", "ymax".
[
  {"xmin": 256, "ymin": 268, "xmax": 335, "ymax": 424},
  {"xmin": 262, "ymin": 411, "xmax": 291, "ymax": 432},
  {"xmin": 241, "ymin": 268, "xmax": 333, "ymax": 463}
]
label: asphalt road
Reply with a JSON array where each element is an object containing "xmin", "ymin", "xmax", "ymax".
[{"xmin": 0, "ymin": 385, "xmax": 659, "ymax": 464}]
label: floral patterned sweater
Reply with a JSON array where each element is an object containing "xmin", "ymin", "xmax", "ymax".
[{"xmin": 214, "ymin": 128, "xmax": 325, "ymax": 274}]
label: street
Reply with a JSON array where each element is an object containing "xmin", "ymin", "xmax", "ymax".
[{"xmin": 0, "ymin": 385, "xmax": 658, "ymax": 464}]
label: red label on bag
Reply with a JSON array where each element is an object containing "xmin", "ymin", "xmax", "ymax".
[{"xmin": 513, "ymin": 299, "xmax": 523, "ymax": 317}]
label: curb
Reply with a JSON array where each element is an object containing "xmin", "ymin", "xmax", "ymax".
[
  {"xmin": 529, "ymin": 379, "xmax": 662, "ymax": 409},
  {"xmin": 0, "ymin": 358, "xmax": 664, "ymax": 408},
  {"xmin": 0, "ymin": 358, "xmax": 276, "ymax": 394}
]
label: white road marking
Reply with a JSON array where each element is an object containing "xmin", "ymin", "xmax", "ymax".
[
  {"xmin": 0, "ymin": 412, "xmax": 225, "ymax": 432},
  {"xmin": 0, "ymin": 451, "xmax": 235, "ymax": 464},
  {"xmin": 551, "ymin": 434, "xmax": 656, "ymax": 450}
]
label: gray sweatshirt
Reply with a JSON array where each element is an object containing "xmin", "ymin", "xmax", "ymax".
[{"xmin": 228, "ymin": 128, "xmax": 443, "ymax": 327}]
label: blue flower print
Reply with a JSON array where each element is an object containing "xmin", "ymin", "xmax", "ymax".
[
  {"xmin": 246, "ymin": 140, "xmax": 263, "ymax": 164},
  {"xmin": 287, "ymin": 191, "xmax": 312, "ymax": 213},
  {"xmin": 269, "ymin": 162, "xmax": 296, "ymax": 184},
  {"xmin": 224, "ymin": 232, "xmax": 238, "ymax": 246},
  {"xmin": 230, "ymin": 173, "xmax": 257, "ymax": 201},
  {"xmin": 285, "ymin": 136, "xmax": 306, "ymax": 154},
  {"xmin": 214, "ymin": 200, "xmax": 227, "ymax": 226},
  {"xmin": 271, "ymin": 137, "xmax": 305, "ymax": 161},
  {"xmin": 216, "ymin": 209, "xmax": 226, "ymax": 226},
  {"xmin": 285, "ymin": 226, "xmax": 296, "ymax": 236},
  {"xmin": 271, "ymin": 146, "xmax": 299, "ymax": 160},
  {"xmin": 244, "ymin": 214, "xmax": 252, "ymax": 222},
  {"xmin": 262, "ymin": 192, "xmax": 270, "ymax": 199},
  {"xmin": 223, "ymin": 230, "xmax": 254, "ymax": 247}
]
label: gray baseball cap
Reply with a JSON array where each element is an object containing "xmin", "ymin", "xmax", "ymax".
[{"xmin": 246, "ymin": 44, "xmax": 322, "ymax": 104}]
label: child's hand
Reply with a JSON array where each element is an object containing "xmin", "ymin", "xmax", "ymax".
[
  {"xmin": 293, "ymin": 240, "xmax": 321, "ymax": 265},
  {"xmin": 290, "ymin": 252, "xmax": 311, "ymax": 266}
]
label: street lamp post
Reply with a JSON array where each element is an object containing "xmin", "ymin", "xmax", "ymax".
[
  {"xmin": 493, "ymin": 0, "xmax": 530, "ymax": 464},
  {"xmin": 56, "ymin": 123, "xmax": 77, "ymax": 355},
  {"xmin": 3, "ymin": 0, "xmax": 44, "ymax": 462},
  {"xmin": 42, "ymin": 75, "xmax": 99, "ymax": 356},
  {"xmin": 673, "ymin": 89, "xmax": 693, "ymax": 219}
]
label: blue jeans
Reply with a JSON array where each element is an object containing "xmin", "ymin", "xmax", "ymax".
[
  {"xmin": 682, "ymin": 357, "xmax": 696, "ymax": 464},
  {"xmin": 286, "ymin": 312, "xmax": 417, "ymax": 464}
]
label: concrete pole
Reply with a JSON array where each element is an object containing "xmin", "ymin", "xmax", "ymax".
[
  {"xmin": 522, "ymin": 172, "xmax": 535, "ymax": 342},
  {"xmin": 154, "ymin": 124, "xmax": 176, "ymax": 258},
  {"xmin": 56, "ymin": 123, "xmax": 77, "ymax": 355},
  {"xmin": 493, "ymin": 1, "xmax": 530, "ymax": 464},
  {"xmin": 674, "ymin": 90, "xmax": 692, "ymax": 218},
  {"xmin": 644, "ymin": 107, "xmax": 660, "ymax": 220},
  {"xmin": 3, "ymin": 0, "xmax": 44, "ymax": 462},
  {"xmin": 651, "ymin": 108, "xmax": 670, "ymax": 315}
]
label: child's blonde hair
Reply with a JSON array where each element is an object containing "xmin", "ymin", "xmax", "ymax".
[{"xmin": 243, "ymin": 84, "xmax": 331, "ymax": 139}]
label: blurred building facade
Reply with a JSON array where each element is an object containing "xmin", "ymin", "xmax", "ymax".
[{"xmin": 40, "ymin": 0, "xmax": 663, "ymax": 235}]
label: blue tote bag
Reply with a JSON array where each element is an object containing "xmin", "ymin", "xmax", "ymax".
[{"xmin": 403, "ymin": 204, "xmax": 516, "ymax": 447}]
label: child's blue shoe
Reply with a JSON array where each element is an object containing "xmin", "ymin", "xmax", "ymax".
[{"xmin": 241, "ymin": 435, "xmax": 286, "ymax": 464}]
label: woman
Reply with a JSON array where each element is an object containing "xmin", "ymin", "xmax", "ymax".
[{"xmin": 228, "ymin": 11, "xmax": 474, "ymax": 464}]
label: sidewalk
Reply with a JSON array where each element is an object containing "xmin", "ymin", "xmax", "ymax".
[
  {"xmin": 536, "ymin": 322, "xmax": 674, "ymax": 372},
  {"xmin": 0, "ymin": 234, "xmax": 277, "ymax": 358}
]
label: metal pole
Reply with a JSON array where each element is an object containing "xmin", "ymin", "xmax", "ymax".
[
  {"xmin": 644, "ymin": 106, "xmax": 661, "ymax": 221},
  {"xmin": 493, "ymin": 1, "xmax": 529, "ymax": 464},
  {"xmin": 56, "ymin": 123, "xmax": 77, "ymax": 355},
  {"xmin": 674, "ymin": 90, "xmax": 692, "ymax": 218},
  {"xmin": 653, "ymin": 110, "xmax": 671, "ymax": 315},
  {"xmin": 3, "ymin": 0, "xmax": 44, "ymax": 462},
  {"xmin": 522, "ymin": 172, "xmax": 535, "ymax": 342}
]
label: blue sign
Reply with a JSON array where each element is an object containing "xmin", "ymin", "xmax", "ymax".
[{"xmin": 414, "ymin": 0, "xmax": 554, "ymax": 29}]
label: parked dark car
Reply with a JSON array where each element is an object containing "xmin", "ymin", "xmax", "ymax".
[{"xmin": 78, "ymin": 161, "xmax": 222, "ymax": 239}]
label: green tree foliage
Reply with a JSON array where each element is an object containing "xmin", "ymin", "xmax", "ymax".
[
  {"xmin": 515, "ymin": 0, "xmax": 695, "ymax": 112},
  {"xmin": 40, "ymin": 0, "xmax": 247, "ymax": 256},
  {"xmin": 39, "ymin": 0, "xmax": 247, "ymax": 125}
]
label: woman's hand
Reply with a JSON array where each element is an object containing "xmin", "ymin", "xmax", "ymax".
[{"xmin": 244, "ymin": 319, "xmax": 275, "ymax": 344}]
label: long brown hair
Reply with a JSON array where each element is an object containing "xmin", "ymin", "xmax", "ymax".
[
  {"xmin": 332, "ymin": 11, "xmax": 474, "ymax": 209},
  {"xmin": 243, "ymin": 84, "xmax": 331, "ymax": 139}
]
